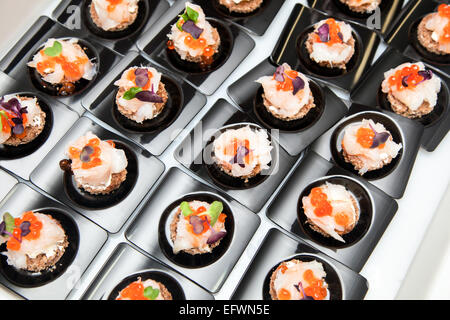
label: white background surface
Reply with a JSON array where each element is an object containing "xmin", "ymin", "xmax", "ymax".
[{"xmin": 0, "ymin": 0, "xmax": 448, "ymax": 300}]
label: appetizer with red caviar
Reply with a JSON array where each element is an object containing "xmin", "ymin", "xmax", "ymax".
[
  {"xmin": 0, "ymin": 211, "xmax": 68, "ymax": 272},
  {"xmin": 0, "ymin": 95, "xmax": 46, "ymax": 146},
  {"xmin": 219, "ymin": 0, "xmax": 263, "ymax": 14},
  {"xmin": 170, "ymin": 200, "xmax": 227, "ymax": 255},
  {"xmin": 338, "ymin": 0, "xmax": 381, "ymax": 14},
  {"xmin": 417, "ymin": 3, "xmax": 450, "ymax": 56},
  {"xmin": 256, "ymin": 63, "xmax": 316, "ymax": 121},
  {"xmin": 60, "ymin": 132, "xmax": 128, "ymax": 195},
  {"xmin": 270, "ymin": 259, "xmax": 329, "ymax": 300},
  {"xmin": 306, "ymin": 18, "xmax": 355, "ymax": 70},
  {"xmin": 116, "ymin": 277, "xmax": 172, "ymax": 300},
  {"xmin": 90, "ymin": 0, "xmax": 140, "ymax": 32},
  {"xmin": 341, "ymin": 119, "xmax": 402, "ymax": 175},
  {"xmin": 381, "ymin": 62, "xmax": 441, "ymax": 118},
  {"xmin": 114, "ymin": 66, "xmax": 168, "ymax": 123},
  {"xmin": 27, "ymin": 38, "xmax": 96, "ymax": 95},
  {"xmin": 167, "ymin": 2, "xmax": 220, "ymax": 65},
  {"xmin": 212, "ymin": 126, "xmax": 272, "ymax": 183},
  {"xmin": 302, "ymin": 183, "xmax": 359, "ymax": 242}
]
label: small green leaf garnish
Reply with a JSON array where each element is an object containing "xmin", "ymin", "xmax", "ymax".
[
  {"xmin": 44, "ymin": 40, "xmax": 62, "ymax": 57},
  {"xmin": 143, "ymin": 286, "xmax": 160, "ymax": 300},
  {"xmin": 186, "ymin": 6, "xmax": 199, "ymax": 23},
  {"xmin": 180, "ymin": 201, "xmax": 194, "ymax": 217},
  {"xmin": 3, "ymin": 212, "xmax": 15, "ymax": 233},
  {"xmin": 123, "ymin": 87, "xmax": 143, "ymax": 100},
  {"xmin": 208, "ymin": 201, "xmax": 223, "ymax": 226}
]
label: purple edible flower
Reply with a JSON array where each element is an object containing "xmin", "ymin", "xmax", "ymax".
[
  {"xmin": 294, "ymin": 282, "xmax": 314, "ymax": 300},
  {"xmin": 19, "ymin": 221, "xmax": 31, "ymax": 238},
  {"xmin": 0, "ymin": 221, "xmax": 5, "ymax": 236},
  {"xmin": 134, "ymin": 68, "xmax": 149, "ymax": 88},
  {"xmin": 274, "ymin": 65, "xmax": 285, "ymax": 82},
  {"xmin": 204, "ymin": 217, "xmax": 227, "ymax": 245},
  {"xmin": 135, "ymin": 84, "xmax": 163, "ymax": 103},
  {"xmin": 230, "ymin": 145, "xmax": 249, "ymax": 168},
  {"xmin": 369, "ymin": 123, "xmax": 390, "ymax": 149},
  {"xmin": 283, "ymin": 72, "xmax": 305, "ymax": 95},
  {"xmin": 189, "ymin": 215, "xmax": 205, "ymax": 234},
  {"xmin": 316, "ymin": 23, "xmax": 330, "ymax": 42},
  {"xmin": 80, "ymin": 145, "xmax": 94, "ymax": 163},
  {"xmin": 182, "ymin": 20, "xmax": 204, "ymax": 40}
]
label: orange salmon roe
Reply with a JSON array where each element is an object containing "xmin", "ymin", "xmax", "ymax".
[
  {"xmin": 224, "ymin": 139, "xmax": 252, "ymax": 165},
  {"xmin": 356, "ymin": 127, "xmax": 385, "ymax": 149},
  {"xmin": 37, "ymin": 49, "xmax": 89, "ymax": 82},
  {"xmin": 7, "ymin": 211, "xmax": 44, "ymax": 251},
  {"xmin": 303, "ymin": 269, "xmax": 327, "ymax": 300},
  {"xmin": 309, "ymin": 187, "xmax": 332, "ymax": 217},
  {"xmin": 167, "ymin": 40, "xmax": 175, "ymax": 50},
  {"xmin": 438, "ymin": 4, "xmax": 450, "ymax": 44},
  {"xmin": 183, "ymin": 204, "xmax": 226, "ymax": 236},
  {"xmin": 314, "ymin": 18, "xmax": 343, "ymax": 46},
  {"xmin": 334, "ymin": 212, "xmax": 350, "ymax": 227},
  {"xmin": 69, "ymin": 137, "xmax": 103, "ymax": 170},
  {"xmin": 278, "ymin": 288, "xmax": 291, "ymax": 300},
  {"xmin": 117, "ymin": 281, "xmax": 148, "ymax": 300},
  {"xmin": 387, "ymin": 64, "xmax": 424, "ymax": 91},
  {"xmin": 274, "ymin": 70, "xmax": 300, "ymax": 92},
  {"xmin": 126, "ymin": 68, "xmax": 153, "ymax": 90}
]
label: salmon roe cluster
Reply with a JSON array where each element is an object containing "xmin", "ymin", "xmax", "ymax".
[
  {"xmin": 309, "ymin": 187, "xmax": 332, "ymax": 217},
  {"xmin": 356, "ymin": 127, "xmax": 385, "ymax": 149},
  {"xmin": 314, "ymin": 18, "xmax": 343, "ymax": 46},
  {"xmin": 184, "ymin": 204, "xmax": 227, "ymax": 236},
  {"xmin": 273, "ymin": 70, "xmax": 299, "ymax": 92},
  {"xmin": 106, "ymin": 0, "xmax": 123, "ymax": 13},
  {"xmin": 0, "ymin": 111, "xmax": 27, "ymax": 137},
  {"xmin": 117, "ymin": 281, "xmax": 148, "ymax": 300},
  {"xmin": 68, "ymin": 138, "xmax": 114, "ymax": 170},
  {"xmin": 438, "ymin": 4, "xmax": 450, "ymax": 44},
  {"xmin": 127, "ymin": 68, "xmax": 153, "ymax": 90},
  {"xmin": 37, "ymin": 49, "xmax": 89, "ymax": 83},
  {"xmin": 276, "ymin": 265, "xmax": 327, "ymax": 300},
  {"xmin": 387, "ymin": 64, "xmax": 424, "ymax": 91},
  {"xmin": 224, "ymin": 138, "xmax": 253, "ymax": 165},
  {"xmin": 183, "ymin": 35, "xmax": 215, "ymax": 57},
  {"xmin": 7, "ymin": 211, "xmax": 43, "ymax": 251}
]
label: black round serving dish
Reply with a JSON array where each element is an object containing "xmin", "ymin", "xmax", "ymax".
[
  {"xmin": 0, "ymin": 93, "xmax": 53, "ymax": 160},
  {"xmin": 107, "ymin": 270, "xmax": 186, "ymax": 300},
  {"xmin": 297, "ymin": 175, "xmax": 373, "ymax": 248},
  {"xmin": 83, "ymin": 0, "xmax": 150, "ymax": 40},
  {"xmin": 112, "ymin": 74, "xmax": 184, "ymax": 133},
  {"xmin": 330, "ymin": 111, "xmax": 404, "ymax": 180},
  {"xmin": 262, "ymin": 254, "xmax": 343, "ymax": 300},
  {"xmin": 0, "ymin": 208, "xmax": 79, "ymax": 288},
  {"xmin": 409, "ymin": 16, "xmax": 450, "ymax": 66},
  {"xmin": 296, "ymin": 25, "xmax": 361, "ymax": 78},
  {"xmin": 203, "ymin": 122, "xmax": 277, "ymax": 190},
  {"xmin": 158, "ymin": 192, "xmax": 234, "ymax": 269},
  {"xmin": 63, "ymin": 140, "xmax": 138, "ymax": 209},
  {"xmin": 332, "ymin": 0, "xmax": 381, "ymax": 19},
  {"xmin": 253, "ymin": 79, "xmax": 325, "ymax": 132},
  {"xmin": 212, "ymin": 0, "xmax": 268, "ymax": 18},
  {"xmin": 28, "ymin": 37, "xmax": 99, "ymax": 97},
  {"xmin": 377, "ymin": 78, "xmax": 448, "ymax": 127},
  {"xmin": 166, "ymin": 18, "xmax": 233, "ymax": 74}
]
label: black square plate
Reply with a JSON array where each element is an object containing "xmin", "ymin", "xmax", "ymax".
[
  {"xmin": 227, "ymin": 57, "xmax": 349, "ymax": 156},
  {"xmin": 174, "ymin": 98, "xmax": 298, "ymax": 212},
  {"xmin": 231, "ymin": 228, "xmax": 368, "ymax": 300},
  {"xmin": 29, "ymin": 116, "xmax": 165, "ymax": 233},
  {"xmin": 351, "ymin": 47, "xmax": 449, "ymax": 152},
  {"xmin": 311, "ymin": 103, "xmax": 423, "ymax": 199},
  {"xmin": 270, "ymin": 3, "xmax": 381, "ymax": 92},
  {"xmin": 125, "ymin": 167, "xmax": 260, "ymax": 293},
  {"xmin": 81, "ymin": 243, "xmax": 214, "ymax": 300},
  {"xmin": 0, "ymin": 169, "xmax": 17, "ymax": 202},
  {"xmin": 385, "ymin": 0, "xmax": 450, "ymax": 75},
  {"xmin": 137, "ymin": 0, "xmax": 255, "ymax": 95},
  {"xmin": 0, "ymin": 74, "xmax": 79, "ymax": 180},
  {"xmin": 52, "ymin": 0, "xmax": 170, "ymax": 55},
  {"xmin": 0, "ymin": 183, "xmax": 107, "ymax": 300},
  {"xmin": 308, "ymin": 0, "xmax": 404, "ymax": 37},
  {"xmin": 266, "ymin": 150, "xmax": 398, "ymax": 272},
  {"xmin": 0, "ymin": 16, "xmax": 122, "ymax": 115},
  {"xmin": 195, "ymin": 0, "xmax": 285, "ymax": 36},
  {"xmin": 81, "ymin": 51, "xmax": 207, "ymax": 155}
]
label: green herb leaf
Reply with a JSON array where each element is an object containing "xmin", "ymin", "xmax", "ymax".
[
  {"xmin": 3, "ymin": 212, "xmax": 15, "ymax": 233},
  {"xmin": 186, "ymin": 6, "xmax": 199, "ymax": 23},
  {"xmin": 143, "ymin": 286, "xmax": 160, "ymax": 300},
  {"xmin": 180, "ymin": 201, "xmax": 194, "ymax": 217},
  {"xmin": 123, "ymin": 87, "xmax": 143, "ymax": 100},
  {"xmin": 208, "ymin": 201, "xmax": 223, "ymax": 226},
  {"xmin": 44, "ymin": 40, "xmax": 62, "ymax": 57},
  {"xmin": 176, "ymin": 18, "xmax": 184, "ymax": 31}
]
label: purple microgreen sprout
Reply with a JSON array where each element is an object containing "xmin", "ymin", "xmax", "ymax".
[
  {"xmin": 230, "ymin": 145, "xmax": 249, "ymax": 168},
  {"xmin": 316, "ymin": 23, "xmax": 330, "ymax": 42},
  {"xmin": 274, "ymin": 65, "xmax": 285, "ymax": 82},
  {"xmin": 337, "ymin": 32, "xmax": 343, "ymax": 41},
  {"xmin": 19, "ymin": 221, "xmax": 31, "ymax": 238},
  {"xmin": 293, "ymin": 282, "xmax": 314, "ymax": 300},
  {"xmin": 189, "ymin": 215, "xmax": 205, "ymax": 235},
  {"xmin": 182, "ymin": 20, "xmax": 204, "ymax": 40},
  {"xmin": 274, "ymin": 67, "xmax": 305, "ymax": 95},
  {"xmin": 401, "ymin": 75, "xmax": 410, "ymax": 88},
  {"xmin": 417, "ymin": 69, "xmax": 433, "ymax": 84},
  {"xmin": 204, "ymin": 217, "xmax": 227, "ymax": 245},
  {"xmin": 135, "ymin": 84, "xmax": 163, "ymax": 103},
  {"xmin": 80, "ymin": 145, "xmax": 94, "ymax": 163},
  {"xmin": 134, "ymin": 68, "xmax": 149, "ymax": 88},
  {"xmin": 369, "ymin": 123, "xmax": 390, "ymax": 149}
]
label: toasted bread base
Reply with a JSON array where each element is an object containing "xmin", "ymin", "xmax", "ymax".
[
  {"xmin": 338, "ymin": 0, "xmax": 380, "ymax": 13},
  {"xmin": 77, "ymin": 169, "xmax": 127, "ymax": 195},
  {"xmin": 262, "ymin": 91, "xmax": 316, "ymax": 121},
  {"xmin": 115, "ymin": 82, "xmax": 168, "ymax": 123},
  {"xmin": 387, "ymin": 91, "xmax": 433, "ymax": 119},
  {"xmin": 170, "ymin": 209, "xmax": 221, "ymax": 255},
  {"xmin": 218, "ymin": 0, "xmax": 263, "ymax": 13},
  {"xmin": 213, "ymin": 158, "xmax": 262, "ymax": 183},
  {"xmin": 3, "ymin": 97, "xmax": 46, "ymax": 147},
  {"xmin": 90, "ymin": 2, "xmax": 138, "ymax": 32},
  {"xmin": 417, "ymin": 13, "xmax": 449, "ymax": 56},
  {"xmin": 342, "ymin": 144, "xmax": 394, "ymax": 175},
  {"xmin": 174, "ymin": 27, "xmax": 221, "ymax": 63},
  {"xmin": 305, "ymin": 33, "xmax": 355, "ymax": 70}
]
